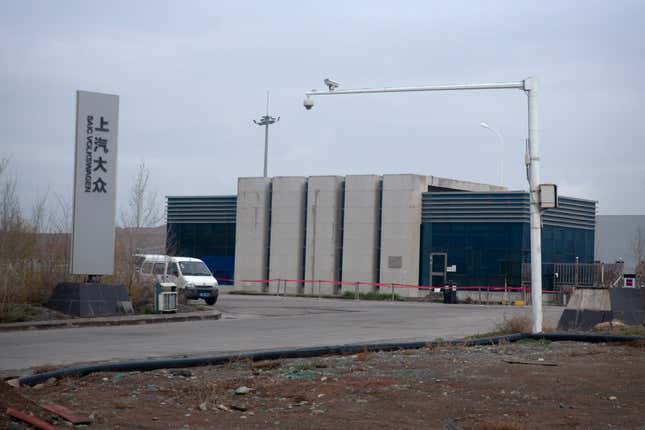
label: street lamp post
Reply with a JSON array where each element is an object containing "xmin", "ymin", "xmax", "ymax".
[
  {"xmin": 480, "ymin": 122, "xmax": 505, "ymax": 186},
  {"xmin": 303, "ymin": 78, "xmax": 544, "ymax": 333},
  {"xmin": 253, "ymin": 91, "xmax": 280, "ymax": 177}
]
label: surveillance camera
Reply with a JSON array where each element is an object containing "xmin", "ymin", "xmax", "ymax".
[
  {"xmin": 303, "ymin": 96, "xmax": 314, "ymax": 110},
  {"xmin": 324, "ymin": 78, "xmax": 340, "ymax": 91}
]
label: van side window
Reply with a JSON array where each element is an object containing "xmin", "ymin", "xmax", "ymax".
[
  {"xmin": 153, "ymin": 263, "xmax": 166, "ymax": 275},
  {"xmin": 141, "ymin": 262, "xmax": 153, "ymax": 274},
  {"xmin": 168, "ymin": 262, "xmax": 179, "ymax": 276}
]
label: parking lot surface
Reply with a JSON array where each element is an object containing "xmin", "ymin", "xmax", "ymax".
[{"xmin": 0, "ymin": 294, "xmax": 563, "ymax": 373}]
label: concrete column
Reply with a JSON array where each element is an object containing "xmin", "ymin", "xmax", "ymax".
[
  {"xmin": 379, "ymin": 174, "xmax": 428, "ymax": 298},
  {"xmin": 341, "ymin": 175, "xmax": 381, "ymax": 294},
  {"xmin": 305, "ymin": 176, "xmax": 344, "ymax": 296},
  {"xmin": 233, "ymin": 177, "xmax": 271, "ymax": 292},
  {"xmin": 269, "ymin": 177, "xmax": 307, "ymax": 295}
]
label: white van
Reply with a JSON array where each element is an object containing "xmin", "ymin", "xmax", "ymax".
[{"xmin": 136, "ymin": 255, "xmax": 219, "ymax": 305}]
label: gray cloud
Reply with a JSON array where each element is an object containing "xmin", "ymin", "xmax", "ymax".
[{"xmin": 1, "ymin": 0, "xmax": 644, "ymax": 220}]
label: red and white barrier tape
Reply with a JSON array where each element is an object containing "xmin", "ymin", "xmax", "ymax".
[{"xmin": 218, "ymin": 277, "xmax": 558, "ymax": 294}]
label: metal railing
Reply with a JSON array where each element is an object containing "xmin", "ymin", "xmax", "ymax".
[{"xmin": 521, "ymin": 261, "xmax": 624, "ymax": 290}]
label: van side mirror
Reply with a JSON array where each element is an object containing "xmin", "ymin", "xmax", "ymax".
[{"xmin": 172, "ymin": 270, "xmax": 179, "ymax": 277}]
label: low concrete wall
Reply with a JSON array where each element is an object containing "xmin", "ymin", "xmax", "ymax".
[
  {"xmin": 558, "ymin": 287, "xmax": 645, "ymax": 330},
  {"xmin": 454, "ymin": 290, "xmax": 562, "ymax": 306}
]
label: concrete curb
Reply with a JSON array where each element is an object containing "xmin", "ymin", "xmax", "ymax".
[{"xmin": 0, "ymin": 311, "xmax": 222, "ymax": 332}]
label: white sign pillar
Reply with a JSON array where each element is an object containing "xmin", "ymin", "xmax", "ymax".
[{"xmin": 70, "ymin": 91, "xmax": 119, "ymax": 276}]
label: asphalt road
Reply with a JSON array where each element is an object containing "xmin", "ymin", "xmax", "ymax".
[{"xmin": 0, "ymin": 295, "xmax": 564, "ymax": 374}]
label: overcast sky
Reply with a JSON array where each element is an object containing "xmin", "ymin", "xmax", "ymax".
[{"xmin": 2, "ymin": 0, "xmax": 644, "ymax": 223}]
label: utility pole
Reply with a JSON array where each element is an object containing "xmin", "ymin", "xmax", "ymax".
[
  {"xmin": 253, "ymin": 91, "xmax": 279, "ymax": 177},
  {"xmin": 303, "ymin": 78, "xmax": 545, "ymax": 333}
]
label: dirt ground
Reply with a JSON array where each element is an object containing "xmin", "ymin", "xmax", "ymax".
[{"xmin": 2, "ymin": 340, "xmax": 644, "ymax": 430}]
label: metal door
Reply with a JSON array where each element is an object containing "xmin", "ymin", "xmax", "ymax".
[{"xmin": 430, "ymin": 253, "xmax": 448, "ymax": 286}]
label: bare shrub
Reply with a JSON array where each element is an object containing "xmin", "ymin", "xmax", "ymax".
[
  {"xmin": 633, "ymin": 227, "xmax": 645, "ymax": 285},
  {"xmin": 0, "ymin": 158, "xmax": 75, "ymax": 321},
  {"xmin": 128, "ymin": 277, "xmax": 155, "ymax": 313},
  {"xmin": 494, "ymin": 315, "xmax": 532, "ymax": 334},
  {"xmin": 0, "ymin": 157, "xmax": 165, "ymax": 320},
  {"xmin": 0, "ymin": 158, "xmax": 47, "ymax": 318}
]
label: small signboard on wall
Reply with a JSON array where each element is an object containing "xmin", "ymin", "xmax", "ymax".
[
  {"xmin": 388, "ymin": 256, "xmax": 403, "ymax": 269},
  {"xmin": 70, "ymin": 91, "xmax": 119, "ymax": 275}
]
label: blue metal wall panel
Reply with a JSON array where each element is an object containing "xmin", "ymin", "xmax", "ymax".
[
  {"xmin": 422, "ymin": 192, "xmax": 595, "ymax": 230},
  {"xmin": 166, "ymin": 195, "xmax": 237, "ymax": 224}
]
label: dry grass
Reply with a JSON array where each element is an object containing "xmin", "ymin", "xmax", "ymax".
[
  {"xmin": 468, "ymin": 315, "xmax": 532, "ymax": 339},
  {"xmin": 592, "ymin": 324, "xmax": 645, "ymax": 337},
  {"xmin": 499, "ymin": 315, "xmax": 532, "ymax": 333},
  {"xmin": 354, "ymin": 351, "xmax": 372, "ymax": 361},
  {"xmin": 252, "ymin": 361, "xmax": 282, "ymax": 371}
]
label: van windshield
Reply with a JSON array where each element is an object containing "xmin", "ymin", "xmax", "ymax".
[{"xmin": 178, "ymin": 261, "xmax": 212, "ymax": 276}]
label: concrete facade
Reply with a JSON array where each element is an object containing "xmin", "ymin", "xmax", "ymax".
[
  {"xmin": 268, "ymin": 177, "xmax": 307, "ymax": 294},
  {"xmin": 304, "ymin": 176, "xmax": 344, "ymax": 296},
  {"xmin": 341, "ymin": 175, "xmax": 381, "ymax": 293},
  {"xmin": 233, "ymin": 177, "xmax": 271, "ymax": 292},
  {"xmin": 379, "ymin": 174, "xmax": 429, "ymax": 297},
  {"xmin": 233, "ymin": 173, "xmax": 506, "ymax": 296}
]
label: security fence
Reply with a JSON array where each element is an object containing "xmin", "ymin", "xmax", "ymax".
[{"xmin": 521, "ymin": 261, "xmax": 624, "ymax": 291}]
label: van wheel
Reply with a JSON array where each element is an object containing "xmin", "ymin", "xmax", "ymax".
[{"xmin": 204, "ymin": 298, "xmax": 216, "ymax": 306}]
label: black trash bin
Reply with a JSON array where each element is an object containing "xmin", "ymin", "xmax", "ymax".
[
  {"xmin": 443, "ymin": 283, "xmax": 458, "ymax": 304},
  {"xmin": 442, "ymin": 285, "xmax": 450, "ymax": 303},
  {"xmin": 450, "ymin": 284, "xmax": 458, "ymax": 304}
]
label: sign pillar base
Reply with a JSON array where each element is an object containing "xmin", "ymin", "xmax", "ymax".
[{"xmin": 46, "ymin": 282, "xmax": 130, "ymax": 317}]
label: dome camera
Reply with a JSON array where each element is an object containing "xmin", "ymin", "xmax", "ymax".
[{"xmin": 303, "ymin": 96, "xmax": 314, "ymax": 110}]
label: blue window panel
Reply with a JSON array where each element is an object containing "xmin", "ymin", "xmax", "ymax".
[{"xmin": 420, "ymin": 222, "xmax": 594, "ymax": 287}]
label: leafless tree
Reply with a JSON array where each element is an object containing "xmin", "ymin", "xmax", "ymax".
[
  {"xmin": 0, "ymin": 157, "xmax": 21, "ymax": 233},
  {"xmin": 48, "ymin": 193, "xmax": 72, "ymax": 234},
  {"xmin": 121, "ymin": 161, "xmax": 162, "ymax": 229},
  {"xmin": 117, "ymin": 161, "xmax": 163, "ymax": 302}
]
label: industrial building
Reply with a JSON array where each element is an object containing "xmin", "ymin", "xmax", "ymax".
[{"xmin": 166, "ymin": 174, "xmax": 596, "ymax": 297}]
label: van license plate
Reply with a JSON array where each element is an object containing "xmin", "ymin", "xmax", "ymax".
[{"xmin": 199, "ymin": 292, "xmax": 210, "ymax": 297}]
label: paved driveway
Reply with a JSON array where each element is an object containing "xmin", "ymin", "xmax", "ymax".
[{"xmin": 0, "ymin": 295, "xmax": 563, "ymax": 373}]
